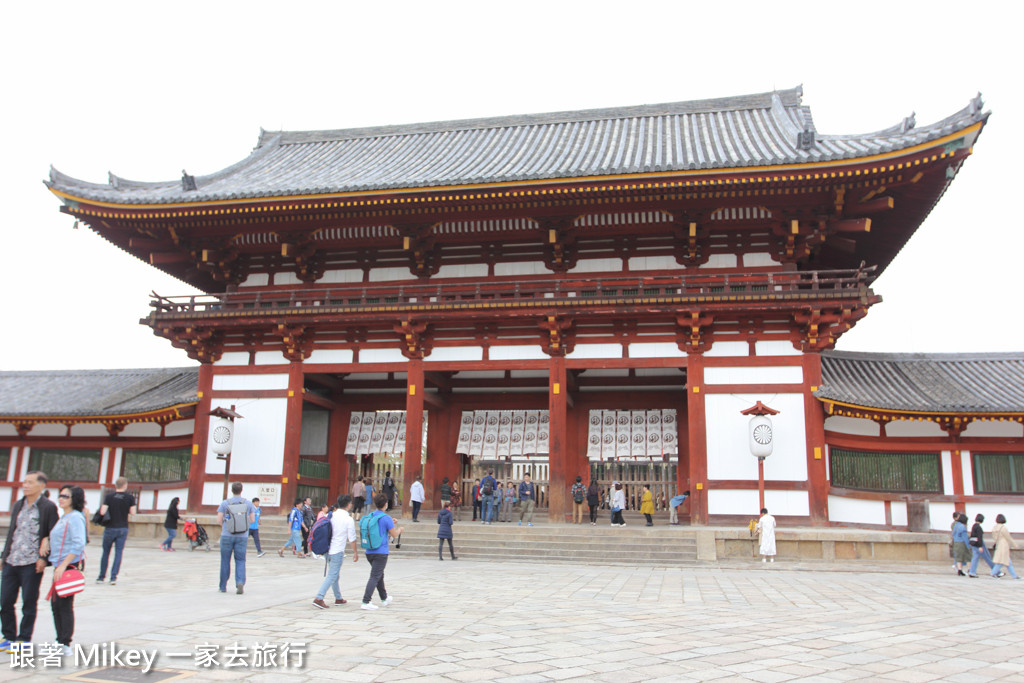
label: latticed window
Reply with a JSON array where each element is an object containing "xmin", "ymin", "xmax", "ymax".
[
  {"xmin": 122, "ymin": 448, "xmax": 191, "ymax": 483},
  {"xmin": 0, "ymin": 450, "xmax": 9, "ymax": 476},
  {"xmin": 829, "ymin": 448, "xmax": 941, "ymax": 492},
  {"xmin": 973, "ymin": 454, "xmax": 1024, "ymax": 494},
  {"xmin": 28, "ymin": 449, "xmax": 102, "ymax": 482},
  {"xmin": 297, "ymin": 484, "xmax": 329, "ymax": 507},
  {"xmin": 298, "ymin": 458, "xmax": 330, "ymax": 479}
]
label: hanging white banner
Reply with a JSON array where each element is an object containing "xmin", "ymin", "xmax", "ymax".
[
  {"xmin": 456, "ymin": 411, "xmax": 474, "ymax": 456},
  {"xmin": 537, "ymin": 411, "xmax": 550, "ymax": 454},
  {"xmin": 586, "ymin": 410, "xmax": 603, "ymax": 461},
  {"xmin": 344, "ymin": 412, "xmax": 362, "ymax": 455},
  {"xmin": 356, "ymin": 412, "xmax": 375, "ymax": 456},
  {"xmin": 511, "ymin": 410, "xmax": 526, "ymax": 457},
  {"xmin": 662, "ymin": 409, "xmax": 678, "ymax": 455}
]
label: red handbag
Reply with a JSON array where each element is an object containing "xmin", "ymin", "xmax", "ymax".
[{"xmin": 48, "ymin": 515, "xmax": 86, "ymax": 599}]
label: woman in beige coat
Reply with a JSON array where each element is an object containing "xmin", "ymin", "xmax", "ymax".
[{"xmin": 990, "ymin": 514, "xmax": 1020, "ymax": 579}]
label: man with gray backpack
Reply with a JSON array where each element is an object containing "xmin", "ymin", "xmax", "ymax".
[
  {"xmin": 359, "ymin": 494, "xmax": 404, "ymax": 611},
  {"xmin": 217, "ymin": 483, "xmax": 256, "ymax": 594}
]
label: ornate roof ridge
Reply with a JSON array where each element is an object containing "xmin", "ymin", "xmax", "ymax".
[
  {"xmin": 822, "ymin": 350, "xmax": 1023, "ymax": 363},
  {"xmin": 257, "ymin": 87, "xmax": 806, "ymax": 147}
]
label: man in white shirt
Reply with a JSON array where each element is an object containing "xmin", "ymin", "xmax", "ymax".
[
  {"xmin": 409, "ymin": 476, "xmax": 426, "ymax": 523},
  {"xmin": 312, "ymin": 495, "xmax": 359, "ymax": 609}
]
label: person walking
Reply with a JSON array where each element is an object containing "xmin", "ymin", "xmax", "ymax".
[
  {"xmin": 410, "ymin": 476, "xmax": 426, "ymax": 522},
  {"xmin": 249, "ymin": 497, "xmax": 266, "ymax": 557},
  {"xmin": 570, "ymin": 476, "xmax": 586, "ymax": 525},
  {"xmin": 360, "ymin": 494, "xmax": 404, "ymax": 610},
  {"xmin": 48, "ymin": 485, "xmax": 87, "ymax": 657},
  {"xmin": 382, "ymin": 471, "xmax": 396, "ymax": 511},
  {"xmin": 440, "ymin": 477, "xmax": 453, "ymax": 506},
  {"xmin": 96, "ymin": 477, "xmax": 136, "ymax": 586},
  {"xmin": 363, "ymin": 480, "xmax": 375, "ymax": 515},
  {"xmin": 300, "ymin": 498, "xmax": 316, "ymax": 557},
  {"xmin": 610, "ymin": 482, "xmax": 626, "ymax": 527},
  {"xmin": 437, "ymin": 500, "xmax": 457, "ymax": 560},
  {"xmin": 968, "ymin": 513, "xmax": 994, "ymax": 578},
  {"xmin": 351, "ymin": 477, "xmax": 366, "ymax": 521},
  {"xmin": 990, "ymin": 514, "xmax": 1020, "ymax": 579},
  {"xmin": 501, "ymin": 480, "xmax": 516, "ymax": 522},
  {"xmin": 1, "ymin": 471, "xmax": 59, "ymax": 653},
  {"xmin": 450, "ymin": 481, "xmax": 463, "ymax": 522},
  {"xmin": 640, "ymin": 484, "xmax": 655, "ymax": 526},
  {"xmin": 480, "ymin": 470, "xmax": 497, "ymax": 524},
  {"xmin": 277, "ymin": 499, "xmax": 307, "ymax": 558},
  {"xmin": 160, "ymin": 497, "xmax": 181, "ymax": 552},
  {"xmin": 951, "ymin": 512, "xmax": 972, "ymax": 576},
  {"xmin": 217, "ymin": 482, "xmax": 257, "ymax": 594},
  {"xmin": 586, "ymin": 480, "xmax": 600, "ymax": 525},
  {"xmin": 518, "ymin": 474, "xmax": 536, "ymax": 526},
  {"xmin": 669, "ymin": 490, "xmax": 690, "ymax": 525},
  {"xmin": 312, "ymin": 495, "xmax": 359, "ymax": 609},
  {"xmin": 471, "ymin": 479, "xmax": 481, "ymax": 521},
  {"xmin": 756, "ymin": 507, "xmax": 777, "ymax": 562}
]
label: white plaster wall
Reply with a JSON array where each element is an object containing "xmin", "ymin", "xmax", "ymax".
[
  {"xmin": 567, "ymin": 258, "xmax": 620, "ymax": 273},
  {"xmin": 165, "ymin": 419, "xmax": 195, "ymax": 437},
  {"xmin": 19, "ymin": 449, "xmax": 30, "ymax": 480},
  {"xmin": 120, "ymin": 423, "xmax": 162, "ymax": 438},
  {"xmin": 138, "ymin": 490, "xmax": 156, "ymax": 511},
  {"xmin": 213, "ymin": 374, "xmax": 288, "ymax": 391},
  {"xmin": 305, "ymin": 349, "xmax": 354, "ymax": 364},
  {"xmin": 84, "ymin": 489, "xmax": 103, "ymax": 514},
  {"xmin": 70, "ymin": 424, "xmax": 109, "ymax": 437},
  {"xmin": 27, "ymin": 424, "xmax": 66, "ymax": 437},
  {"xmin": 754, "ymin": 340, "xmax": 801, "ymax": 356},
  {"xmin": 941, "ymin": 451, "xmax": 954, "ymax": 495},
  {"xmin": 360, "ymin": 348, "xmax": 408, "ymax": 363},
  {"xmin": 960, "ymin": 451, "xmax": 975, "ymax": 495},
  {"xmin": 427, "ymin": 347, "xmax": 484, "ymax": 362},
  {"xmin": 495, "ymin": 261, "xmax": 546, "ymax": 277},
  {"xmin": 824, "ymin": 416, "xmax": 880, "ymax": 437},
  {"xmin": 929, "ymin": 502, "xmax": 956, "ymax": 531},
  {"xmin": 203, "ymin": 481, "xmax": 228, "ymax": 506},
  {"xmin": 0, "ymin": 487, "xmax": 12, "ymax": 512},
  {"xmin": 0, "ymin": 424, "xmax": 17, "ymax": 437},
  {"xmin": 628, "ymin": 343, "xmax": 686, "ymax": 359},
  {"xmin": 890, "ymin": 501, "xmax": 908, "ymax": 527},
  {"xmin": 962, "ymin": 503, "xmax": 1024, "ymax": 528},
  {"xmin": 627, "ymin": 255, "xmax": 678, "ymax": 271},
  {"xmin": 320, "ymin": 269, "xmax": 363, "ymax": 284},
  {"xmin": 742, "ymin": 252, "xmax": 778, "ymax": 267},
  {"xmin": 155, "ymin": 487, "xmax": 189, "ymax": 511},
  {"xmin": 699, "ymin": 254, "xmax": 737, "ymax": 268},
  {"xmin": 205, "ymin": 398, "xmax": 287, "ymax": 475},
  {"xmin": 7, "ymin": 448, "xmax": 16, "ymax": 481},
  {"xmin": 111, "ymin": 448, "xmax": 122, "ymax": 484},
  {"xmin": 215, "ymin": 352, "xmax": 251, "ymax": 366},
  {"xmin": 566, "ymin": 344, "xmax": 621, "ymax": 360},
  {"xmin": 765, "ymin": 490, "xmax": 810, "ymax": 517},
  {"xmin": 885, "ymin": 420, "xmax": 946, "ymax": 438},
  {"xmin": 704, "ymin": 341, "xmax": 749, "ymax": 358},
  {"xmin": 490, "ymin": 346, "xmax": 549, "ymax": 361},
  {"xmin": 705, "ymin": 393, "xmax": 807, "ymax": 481},
  {"xmin": 255, "ymin": 351, "xmax": 288, "ymax": 366},
  {"xmin": 275, "ymin": 272, "xmax": 301, "ymax": 286},
  {"xmin": 436, "ymin": 264, "xmax": 489, "ymax": 279},
  {"xmin": 239, "ymin": 273, "xmax": 269, "ymax": 288},
  {"xmin": 99, "ymin": 449, "xmax": 109, "ymax": 485},
  {"xmin": 704, "ymin": 366, "xmax": 803, "ymax": 385},
  {"xmin": 962, "ymin": 421, "xmax": 1024, "ymax": 438},
  {"xmin": 368, "ymin": 267, "xmax": 416, "ymax": 282},
  {"xmin": 828, "ymin": 495, "xmax": 886, "ymax": 525},
  {"xmin": 708, "ymin": 489, "xmax": 759, "ymax": 515}
]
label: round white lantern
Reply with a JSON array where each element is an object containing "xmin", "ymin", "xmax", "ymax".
[
  {"xmin": 749, "ymin": 415, "xmax": 773, "ymax": 458},
  {"xmin": 210, "ymin": 416, "xmax": 234, "ymax": 455}
]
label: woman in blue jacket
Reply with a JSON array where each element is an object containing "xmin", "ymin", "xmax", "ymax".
[
  {"xmin": 437, "ymin": 500, "xmax": 457, "ymax": 561},
  {"xmin": 49, "ymin": 486, "xmax": 87, "ymax": 656}
]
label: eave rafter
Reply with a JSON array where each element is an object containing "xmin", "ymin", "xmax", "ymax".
[
  {"xmin": 820, "ymin": 399, "xmax": 1024, "ymax": 437},
  {"xmin": 0, "ymin": 403, "xmax": 198, "ymax": 435}
]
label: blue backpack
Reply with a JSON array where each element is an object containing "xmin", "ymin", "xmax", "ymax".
[
  {"xmin": 309, "ymin": 512, "xmax": 333, "ymax": 555},
  {"xmin": 359, "ymin": 511, "xmax": 385, "ymax": 551}
]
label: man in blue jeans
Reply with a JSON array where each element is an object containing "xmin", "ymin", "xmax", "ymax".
[
  {"xmin": 360, "ymin": 494, "xmax": 404, "ymax": 610},
  {"xmin": 217, "ymin": 483, "xmax": 257, "ymax": 594},
  {"xmin": 480, "ymin": 470, "xmax": 497, "ymax": 525},
  {"xmin": 96, "ymin": 477, "xmax": 136, "ymax": 586}
]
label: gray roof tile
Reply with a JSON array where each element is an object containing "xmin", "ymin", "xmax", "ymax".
[
  {"xmin": 817, "ymin": 351, "xmax": 1024, "ymax": 414},
  {"xmin": 0, "ymin": 368, "xmax": 198, "ymax": 418},
  {"xmin": 46, "ymin": 87, "xmax": 989, "ymax": 205}
]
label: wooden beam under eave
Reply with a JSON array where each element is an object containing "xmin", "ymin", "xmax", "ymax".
[
  {"xmin": 303, "ymin": 391, "xmax": 337, "ymax": 410},
  {"xmin": 847, "ymin": 196, "xmax": 894, "ymax": 216},
  {"xmin": 305, "ymin": 373, "xmax": 343, "ymax": 391},
  {"xmin": 149, "ymin": 252, "xmax": 191, "ymax": 265},
  {"xmin": 422, "ymin": 390, "xmax": 448, "ymax": 411},
  {"xmin": 424, "ymin": 371, "xmax": 452, "ymax": 391}
]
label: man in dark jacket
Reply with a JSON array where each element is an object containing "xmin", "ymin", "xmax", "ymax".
[{"xmin": 1, "ymin": 471, "xmax": 59, "ymax": 652}]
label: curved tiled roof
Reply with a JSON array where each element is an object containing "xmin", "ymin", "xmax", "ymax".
[
  {"xmin": 46, "ymin": 87, "xmax": 988, "ymax": 206},
  {"xmin": 0, "ymin": 368, "xmax": 199, "ymax": 419},
  {"xmin": 817, "ymin": 351, "xmax": 1024, "ymax": 414}
]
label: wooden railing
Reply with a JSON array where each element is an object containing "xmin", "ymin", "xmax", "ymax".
[{"xmin": 148, "ymin": 266, "xmax": 875, "ymax": 316}]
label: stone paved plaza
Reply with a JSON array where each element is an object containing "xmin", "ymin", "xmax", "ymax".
[{"xmin": 2, "ymin": 539, "xmax": 1023, "ymax": 682}]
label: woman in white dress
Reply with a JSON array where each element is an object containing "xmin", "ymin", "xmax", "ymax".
[{"xmin": 756, "ymin": 507, "xmax": 777, "ymax": 562}]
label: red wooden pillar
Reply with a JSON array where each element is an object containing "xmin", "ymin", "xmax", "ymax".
[
  {"xmin": 949, "ymin": 436, "xmax": 965, "ymax": 514},
  {"xmin": 281, "ymin": 361, "xmax": 304, "ymax": 509},
  {"xmin": 548, "ymin": 356, "xmax": 569, "ymax": 522},
  {"xmin": 686, "ymin": 352, "xmax": 707, "ymax": 525},
  {"xmin": 424, "ymin": 403, "xmax": 456, "ymax": 510},
  {"xmin": 187, "ymin": 363, "xmax": 214, "ymax": 512},
  {"xmin": 403, "ymin": 360, "xmax": 425, "ymax": 518},
  {"xmin": 802, "ymin": 353, "xmax": 829, "ymax": 525},
  {"xmin": 327, "ymin": 402, "xmax": 351, "ymax": 504}
]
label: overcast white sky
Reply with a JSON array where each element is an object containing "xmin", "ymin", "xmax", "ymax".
[{"xmin": 2, "ymin": 1, "xmax": 1019, "ymax": 371}]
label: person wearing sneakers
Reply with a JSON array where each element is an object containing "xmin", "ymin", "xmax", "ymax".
[
  {"xmin": 249, "ymin": 497, "xmax": 266, "ymax": 557},
  {"xmin": 756, "ymin": 507, "xmax": 777, "ymax": 563},
  {"xmin": 518, "ymin": 473, "xmax": 536, "ymax": 526},
  {"xmin": 96, "ymin": 477, "xmax": 136, "ymax": 586},
  {"xmin": 570, "ymin": 476, "xmax": 586, "ymax": 525},
  {"xmin": 360, "ymin": 494, "xmax": 404, "ymax": 611},
  {"xmin": 312, "ymin": 495, "xmax": 359, "ymax": 609},
  {"xmin": 1, "ymin": 471, "xmax": 59, "ymax": 654},
  {"xmin": 160, "ymin": 497, "xmax": 181, "ymax": 551},
  {"xmin": 409, "ymin": 475, "xmax": 426, "ymax": 523},
  {"xmin": 278, "ymin": 499, "xmax": 307, "ymax": 558},
  {"xmin": 217, "ymin": 483, "xmax": 257, "ymax": 594}
]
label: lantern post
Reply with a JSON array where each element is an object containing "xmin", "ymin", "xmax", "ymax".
[
  {"xmin": 210, "ymin": 405, "xmax": 244, "ymax": 502},
  {"xmin": 740, "ymin": 401, "xmax": 779, "ymax": 511}
]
